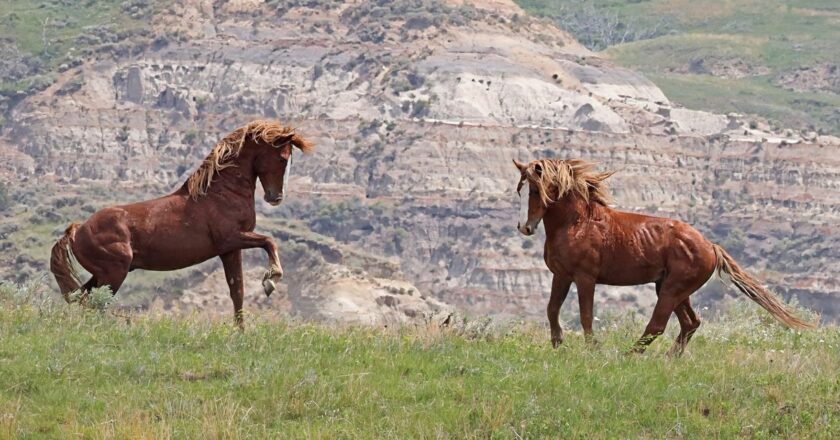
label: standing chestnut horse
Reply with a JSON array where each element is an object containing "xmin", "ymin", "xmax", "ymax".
[
  {"xmin": 50, "ymin": 120, "xmax": 313, "ymax": 327},
  {"xmin": 513, "ymin": 158, "xmax": 814, "ymax": 355}
]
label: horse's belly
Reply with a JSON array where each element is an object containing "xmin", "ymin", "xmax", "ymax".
[
  {"xmin": 131, "ymin": 253, "xmax": 216, "ymax": 271},
  {"xmin": 129, "ymin": 233, "xmax": 217, "ymax": 271},
  {"xmin": 597, "ymin": 261, "xmax": 661, "ymax": 286}
]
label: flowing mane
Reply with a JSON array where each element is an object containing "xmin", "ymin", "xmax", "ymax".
[
  {"xmin": 530, "ymin": 159, "xmax": 615, "ymax": 206},
  {"xmin": 186, "ymin": 120, "xmax": 314, "ymax": 199}
]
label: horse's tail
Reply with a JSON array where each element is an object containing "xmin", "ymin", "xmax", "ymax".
[
  {"xmin": 50, "ymin": 223, "xmax": 82, "ymax": 302},
  {"xmin": 712, "ymin": 244, "xmax": 815, "ymax": 329}
]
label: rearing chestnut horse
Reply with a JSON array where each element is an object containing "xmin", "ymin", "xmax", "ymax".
[
  {"xmin": 513, "ymin": 158, "xmax": 815, "ymax": 356},
  {"xmin": 50, "ymin": 120, "xmax": 313, "ymax": 327}
]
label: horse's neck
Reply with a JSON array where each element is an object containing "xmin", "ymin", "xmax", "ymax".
[
  {"xmin": 213, "ymin": 162, "xmax": 257, "ymax": 198},
  {"xmin": 188, "ymin": 156, "xmax": 257, "ymax": 201},
  {"xmin": 543, "ymin": 196, "xmax": 596, "ymax": 234}
]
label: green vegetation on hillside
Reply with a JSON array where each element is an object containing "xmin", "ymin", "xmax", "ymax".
[
  {"xmin": 515, "ymin": 0, "xmax": 840, "ymax": 134},
  {"xmin": 0, "ymin": 0, "xmax": 152, "ymax": 98},
  {"xmin": 2, "ymin": 281, "xmax": 838, "ymax": 438}
]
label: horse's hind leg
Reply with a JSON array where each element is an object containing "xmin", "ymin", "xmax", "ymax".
[
  {"xmin": 220, "ymin": 250, "xmax": 245, "ymax": 330},
  {"xmin": 93, "ymin": 266, "xmax": 129, "ymax": 293},
  {"xmin": 633, "ymin": 271, "xmax": 707, "ymax": 354},
  {"xmin": 667, "ymin": 298, "xmax": 701, "ymax": 357},
  {"xmin": 81, "ymin": 277, "xmax": 97, "ymax": 291},
  {"xmin": 72, "ymin": 232, "xmax": 132, "ymax": 295},
  {"xmin": 630, "ymin": 294, "xmax": 677, "ymax": 354}
]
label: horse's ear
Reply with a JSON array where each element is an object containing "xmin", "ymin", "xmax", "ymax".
[
  {"xmin": 513, "ymin": 159, "xmax": 526, "ymax": 172},
  {"xmin": 271, "ymin": 134, "xmax": 295, "ymax": 149}
]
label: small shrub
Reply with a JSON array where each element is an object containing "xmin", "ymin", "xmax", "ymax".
[
  {"xmin": 312, "ymin": 63, "xmax": 324, "ymax": 81},
  {"xmin": 116, "ymin": 126, "xmax": 130, "ymax": 142},
  {"xmin": 0, "ymin": 181, "xmax": 9, "ymax": 212},
  {"xmin": 410, "ymin": 99, "xmax": 431, "ymax": 118},
  {"xmin": 183, "ymin": 130, "xmax": 198, "ymax": 145},
  {"xmin": 68, "ymin": 286, "xmax": 114, "ymax": 311},
  {"xmin": 56, "ymin": 73, "xmax": 85, "ymax": 95}
]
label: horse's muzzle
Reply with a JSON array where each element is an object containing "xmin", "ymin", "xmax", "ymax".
[
  {"xmin": 265, "ymin": 194, "xmax": 283, "ymax": 206},
  {"xmin": 518, "ymin": 222, "xmax": 536, "ymax": 236}
]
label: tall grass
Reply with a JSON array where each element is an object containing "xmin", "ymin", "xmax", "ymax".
[{"xmin": 1, "ymin": 280, "xmax": 838, "ymax": 438}]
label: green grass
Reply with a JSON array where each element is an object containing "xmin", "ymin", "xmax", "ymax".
[
  {"xmin": 645, "ymin": 73, "xmax": 840, "ymax": 131},
  {"xmin": 0, "ymin": 0, "xmax": 137, "ymax": 56},
  {"xmin": 1, "ymin": 281, "xmax": 838, "ymax": 438},
  {"xmin": 0, "ymin": 0, "xmax": 150, "ymax": 94},
  {"xmin": 514, "ymin": 0, "xmax": 840, "ymax": 133}
]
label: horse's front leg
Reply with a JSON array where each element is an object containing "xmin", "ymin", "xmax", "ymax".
[
  {"xmin": 220, "ymin": 250, "xmax": 245, "ymax": 330},
  {"xmin": 548, "ymin": 275, "xmax": 572, "ymax": 348},
  {"xmin": 228, "ymin": 231, "xmax": 283, "ymax": 297},
  {"xmin": 575, "ymin": 277, "xmax": 597, "ymax": 345}
]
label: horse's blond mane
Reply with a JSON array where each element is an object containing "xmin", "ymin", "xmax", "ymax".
[
  {"xmin": 529, "ymin": 159, "xmax": 614, "ymax": 206},
  {"xmin": 186, "ymin": 120, "xmax": 314, "ymax": 199}
]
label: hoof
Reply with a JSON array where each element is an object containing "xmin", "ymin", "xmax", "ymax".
[
  {"xmin": 262, "ymin": 266, "xmax": 283, "ymax": 298},
  {"xmin": 551, "ymin": 337, "xmax": 563, "ymax": 348},
  {"xmin": 262, "ymin": 278, "xmax": 276, "ymax": 297}
]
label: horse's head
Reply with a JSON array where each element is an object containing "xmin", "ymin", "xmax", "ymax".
[
  {"xmin": 513, "ymin": 159, "xmax": 547, "ymax": 236},
  {"xmin": 186, "ymin": 120, "xmax": 314, "ymax": 202},
  {"xmin": 513, "ymin": 158, "xmax": 615, "ymax": 235},
  {"xmin": 250, "ymin": 127, "xmax": 314, "ymax": 206},
  {"xmin": 254, "ymin": 136, "xmax": 295, "ymax": 206}
]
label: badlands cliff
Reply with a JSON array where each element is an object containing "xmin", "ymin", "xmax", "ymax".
[{"xmin": 1, "ymin": 0, "xmax": 838, "ymax": 322}]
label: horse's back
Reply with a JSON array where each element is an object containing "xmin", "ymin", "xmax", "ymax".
[
  {"xmin": 597, "ymin": 209, "xmax": 715, "ymax": 284},
  {"xmin": 617, "ymin": 209, "xmax": 716, "ymax": 279}
]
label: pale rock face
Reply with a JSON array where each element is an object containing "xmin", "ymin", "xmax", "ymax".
[
  {"xmin": 427, "ymin": 73, "xmax": 630, "ymax": 132},
  {"xmin": 3, "ymin": 0, "xmax": 840, "ymax": 322},
  {"xmin": 669, "ymin": 108, "xmax": 729, "ymax": 136}
]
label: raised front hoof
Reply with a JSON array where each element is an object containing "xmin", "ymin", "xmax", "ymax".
[
  {"xmin": 262, "ymin": 268, "xmax": 283, "ymax": 297},
  {"xmin": 262, "ymin": 278, "xmax": 277, "ymax": 297}
]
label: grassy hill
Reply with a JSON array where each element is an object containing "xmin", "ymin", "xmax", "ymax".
[
  {"xmin": 0, "ymin": 0, "xmax": 152, "ymax": 123},
  {"xmin": 515, "ymin": 0, "xmax": 840, "ymax": 135},
  {"xmin": 2, "ymin": 281, "xmax": 838, "ymax": 438}
]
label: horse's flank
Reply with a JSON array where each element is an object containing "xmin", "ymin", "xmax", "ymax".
[{"xmin": 186, "ymin": 119, "xmax": 315, "ymax": 199}]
